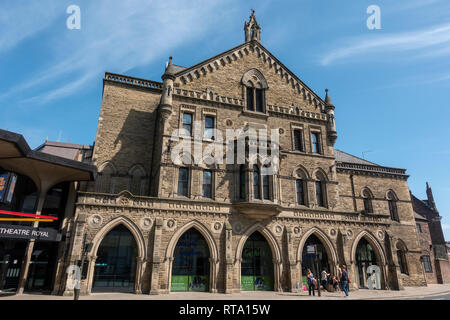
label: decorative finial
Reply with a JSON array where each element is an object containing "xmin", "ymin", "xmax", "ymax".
[
  {"xmin": 325, "ymin": 88, "xmax": 334, "ymax": 107},
  {"xmin": 169, "ymin": 56, "xmax": 173, "ymax": 65},
  {"xmin": 244, "ymin": 10, "xmax": 261, "ymax": 42}
]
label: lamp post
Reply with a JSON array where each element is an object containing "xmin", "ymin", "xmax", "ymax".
[
  {"xmin": 74, "ymin": 232, "xmax": 90, "ymax": 301},
  {"xmin": 315, "ymin": 245, "xmax": 321, "ymax": 297}
]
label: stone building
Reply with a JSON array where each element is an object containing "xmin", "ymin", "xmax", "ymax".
[
  {"xmin": 412, "ymin": 184, "xmax": 450, "ymax": 284},
  {"xmin": 57, "ymin": 12, "xmax": 447, "ymax": 295}
]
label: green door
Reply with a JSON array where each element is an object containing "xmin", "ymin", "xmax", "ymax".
[
  {"xmin": 241, "ymin": 232, "xmax": 274, "ymax": 291},
  {"xmin": 171, "ymin": 229, "xmax": 210, "ymax": 292}
]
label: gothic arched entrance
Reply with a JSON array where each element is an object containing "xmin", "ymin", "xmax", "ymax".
[
  {"xmin": 301, "ymin": 234, "xmax": 330, "ymax": 285},
  {"xmin": 92, "ymin": 225, "xmax": 137, "ymax": 292},
  {"xmin": 171, "ymin": 228, "xmax": 210, "ymax": 292},
  {"xmin": 355, "ymin": 237, "xmax": 379, "ymax": 289},
  {"xmin": 241, "ymin": 232, "xmax": 274, "ymax": 291}
]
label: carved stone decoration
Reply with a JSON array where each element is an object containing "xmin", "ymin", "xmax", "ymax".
[
  {"xmin": 140, "ymin": 217, "xmax": 153, "ymax": 230},
  {"xmin": 226, "ymin": 119, "xmax": 233, "ymax": 127},
  {"xmin": 165, "ymin": 219, "xmax": 177, "ymax": 231},
  {"xmin": 377, "ymin": 230, "xmax": 385, "ymax": 240},
  {"xmin": 346, "ymin": 229, "xmax": 353, "ymax": 238},
  {"xmin": 293, "ymin": 227, "xmax": 301, "ymax": 236},
  {"xmin": 273, "ymin": 224, "xmax": 283, "ymax": 235},
  {"xmin": 88, "ymin": 214, "xmax": 103, "ymax": 227},
  {"xmin": 279, "ymin": 128, "xmax": 285, "ymax": 135},
  {"xmin": 329, "ymin": 229, "xmax": 337, "ymax": 237},
  {"xmin": 212, "ymin": 222, "xmax": 222, "ymax": 233},
  {"xmin": 233, "ymin": 221, "xmax": 243, "ymax": 234}
]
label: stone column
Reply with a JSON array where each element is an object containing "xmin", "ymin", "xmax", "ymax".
[
  {"xmin": 274, "ymin": 259, "xmax": 282, "ymax": 292},
  {"xmin": 150, "ymin": 217, "xmax": 163, "ymax": 294},
  {"xmin": 85, "ymin": 255, "xmax": 97, "ymax": 295},
  {"xmin": 134, "ymin": 256, "xmax": 144, "ymax": 294},
  {"xmin": 16, "ymin": 191, "xmax": 47, "ymax": 294},
  {"xmin": 224, "ymin": 222, "xmax": 233, "ymax": 294},
  {"xmin": 209, "ymin": 258, "xmax": 218, "ymax": 293},
  {"xmin": 285, "ymin": 227, "xmax": 297, "ymax": 292}
]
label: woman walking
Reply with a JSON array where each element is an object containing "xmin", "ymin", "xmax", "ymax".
[{"xmin": 306, "ymin": 269, "xmax": 316, "ymax": 296}]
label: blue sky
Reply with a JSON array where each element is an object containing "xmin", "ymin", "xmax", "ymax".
[{"xmin": 1, "ymin": 0, "xmax": 449, "ymax": 239}]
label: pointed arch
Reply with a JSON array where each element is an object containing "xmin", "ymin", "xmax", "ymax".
[
  {"xmin": 351, "ymin": 230, "xmax": 386, "ymax": 265},
  {"xmin": 242, "ymin": 69, "xmax": 268, "ymax": 89},
  {"xmin": 235, "ymin": 223, "xmax": 281, "ymax": 263},
  {"xmin": 235, "ymin": 223, "xmax": 282, "ymax": 291},
  {"xmin": 312, "ymin": 167, "xmax": 328, "ymax": 181},
  {"xmin": 292, "ymin": 165, "xmax": 310, "ymax": 180},
  {"xmin": 386, "ymin": 189, "xmax": 398, "ymax": 200},
  {"xmin": 361, "ymin": 187, "xmax": 374, "ymax": 198},
  {"xmin": 297, "ymin": 227, "xmax": 338, "ymax": 265},
  {"xmin": 165, "ymin": 220, "xmax": 219, "ymax": 293},
  {"xmin": 165, "ymin": 220, "xmax": 218, "ymax": 261},
  {"xmin": 90, "ymin": 216, "xmax": 146, "ymax": 260},
  {"xmin": 96, "ymin": 161, "xmax": 117, "ymax": 193}
]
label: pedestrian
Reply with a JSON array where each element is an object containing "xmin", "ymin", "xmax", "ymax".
[
  {"xmin": 332, "ymin": 275, "xmax": 340, "ymax": 292},
  {"xmin": 321, "ymin": 268, "xmax": 330, "ymax": 291},
  {"xmin": 306, "ymin": 269, "xmax": 316, "ymax": 296},
  {"xmin": 340, "ymin": 264, "xmax": 349, "ymax": 297}
]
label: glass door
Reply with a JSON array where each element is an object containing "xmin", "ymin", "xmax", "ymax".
[
  {"xmin": 171, "ymin": 229, "xmax": 210, "ymax": 292},
  {"xmin": 241, "ymin": 232, "xmax": 274, "ymax": 291}
]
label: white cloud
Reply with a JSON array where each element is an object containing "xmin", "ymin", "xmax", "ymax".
[
  {"xmin": 1, "ymin": 0, "xmax": 231, "ymax": 105},
  {"xmin": 0, "ymin": 1, "xmax": 60, "ymax": 52},
  {"xmin": 320, "ymin": 23, "xmax": 450, "ymax": 66}
]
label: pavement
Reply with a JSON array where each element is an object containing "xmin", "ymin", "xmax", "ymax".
[{"xmin": 1, "ymin": 284, "xmax": 450, "ymax": 300}]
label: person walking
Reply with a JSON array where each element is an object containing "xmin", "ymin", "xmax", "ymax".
[
  {"xmin": 340, "ymin": 264, "xmax": 349, "ymax": 297},
  {"xmin": 306, "ymin": 269, "xmax": 316, "ymax": 296},
  {"xmin": 331, "ymin": 275, "xmax": 340, "ymax": 292},
  {"xmin": 321, "ymin": 268, "xmax": 330, "ymax": 292}
]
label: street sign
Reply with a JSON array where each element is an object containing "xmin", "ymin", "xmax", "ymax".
[{"xmin": 306, "ymin": 245, "xmax": 316, "ymax": 254}]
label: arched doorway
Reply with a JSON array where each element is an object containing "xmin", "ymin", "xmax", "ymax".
[
  {"xmin": 301, "ymin": 234, "xmax": 330, "ymax": 285},
  {"xmin": 92, "ymin": 225, "xmax": 137, "ymax": 292},
  {"xmin": 355, "ymin": 237, "xmax": 379, "ymax": 289},
  {"xmin": 171, "ymin": 228, "xmax": 210, "ymax": 292},
  {"xmin": 241, "ymin": 232, "xmax": 274, "ymax": 291}
]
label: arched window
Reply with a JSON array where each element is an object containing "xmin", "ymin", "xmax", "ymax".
[
  {"xmin": 129, "ymin": 166, "xmax": 145, "ymax": 196},
  {"xmin": 296, "ymin": 179, "xmax": 306, "ymax": 205},
  {"xmin": 315, "ymin": 171, "xmax": 327, "ymax": 208},
  {"xmin": 387, "ymin": 191, "xmax": 399, "ymax": 222},
  {"xmin": 239, "ymin": 165, "xmax": 246, "ymax": 200},
  {"xmin": 93, "ymin": 225, "xmax": 137, "ymax": 292},
  {"xmin": 242, "ymin": 69, "xmax": 268, "ymax": 113},
  {"xmin": 421, "ymin": 255, "xmax": 432, "ymax": 273},
  {"xmin": 96, "ymin": 162, "xmax": 116, "ymax": 193},
  {"xmin": 253, "ymin": 165, "xmax": 260, "ymax": 199},
  {"xmin": 362, "ymin": 188, "xmax": 374, "ymax": 213},
  {"xmin": 202, "ymin": 170, "xmax": 213, "ymax": 199},
  {"xmin": 396, "ymin": 242, "xmax": 409, "ymax": 275},
  {"xmin": 295, "ymin": 168, "xmax": 308, "ymax": 206},
  {"xmin": 177, "ymin": 167, "xmax": 189, "ymax": 197}
]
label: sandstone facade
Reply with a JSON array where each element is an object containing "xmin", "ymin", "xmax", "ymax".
[{"xmin": 54, "ymin": 12, "xmax": 442, "ymax": 295}]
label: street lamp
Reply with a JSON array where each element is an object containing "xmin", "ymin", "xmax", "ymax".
[{"xmin": 74, "ymin": 232, "xmax": 92, "ymax": 301}]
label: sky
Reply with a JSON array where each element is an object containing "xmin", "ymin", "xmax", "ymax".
[{"xmin": 1, "ymin": 0, "xmax": 449, "ymax": 239}]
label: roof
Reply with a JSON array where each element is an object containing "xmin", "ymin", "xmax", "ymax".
[
  {"xmin": 0, "ymin": 129, "xmax": 96, "ymax": 190},
  {"xmin": 334, "ymin": 149, "xmax": 379, "ymax": 166},
  {"xmin": 35, "ymin": 141, "xmax": 92, "ymax": 161},
  {"xmin": 414, "ymin": 212, "xmax": 429, "ymax": 222},
  {"xmin": 173, "ymin": 40, "xmax": 327, "ymax": 105}
]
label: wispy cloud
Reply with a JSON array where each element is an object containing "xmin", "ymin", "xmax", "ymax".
[
  {"xmin": 0, "ymin": 1, "xmax": 60, "ymax": 53},
  {"xmin": 320, "ymin": 23, "xmax": 450, "ymax": 66},
  {"xmin": 1, "ymin": 0, "xmax": 230, "ymax": 105}
]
